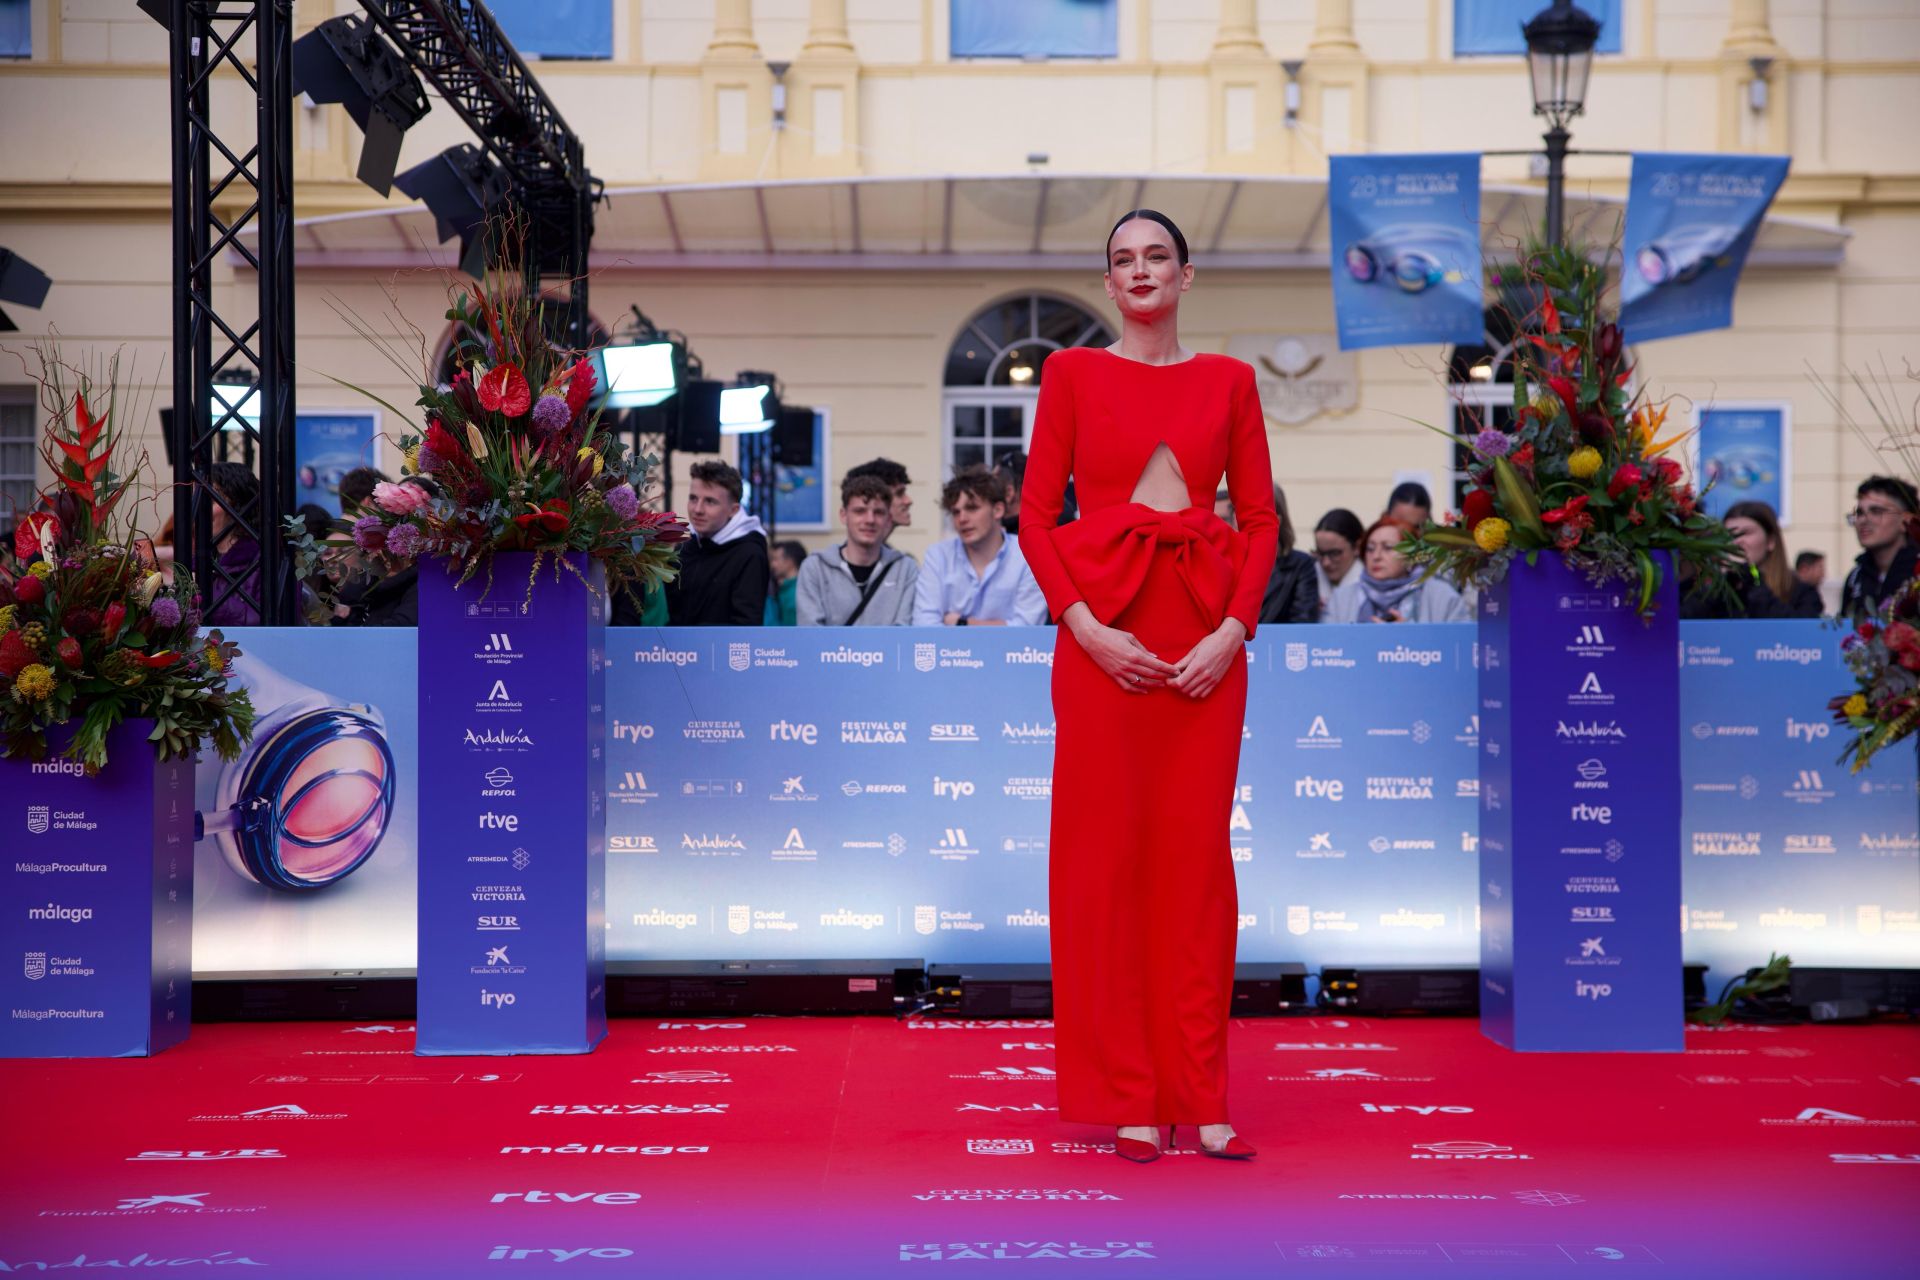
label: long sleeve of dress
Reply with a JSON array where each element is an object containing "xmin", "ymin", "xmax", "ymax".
[
  {"xmin": 1222, "ymin": 367, "xmax": 1279, "ymax": 638},
  {"xmin": 1018, "ymin": 357, "xmax": 1085, "ymax": 620}
]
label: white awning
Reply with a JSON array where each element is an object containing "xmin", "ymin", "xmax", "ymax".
[{"xmin": 265, "ymin": 172, "xmax": 1849, "ymax": 272}]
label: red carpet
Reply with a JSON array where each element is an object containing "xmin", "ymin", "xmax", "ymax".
[{"xmin": 2, "ymin": 1015, "xmax": 1915, "ymax": 1277}]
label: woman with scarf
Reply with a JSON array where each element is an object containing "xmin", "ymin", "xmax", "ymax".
[{"xmin": 1326, "ymin": 515, "xmax": 1470, "ymax": 624}]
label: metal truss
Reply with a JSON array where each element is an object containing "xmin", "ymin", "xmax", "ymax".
[
  {"xmin": 355, "ymin": 1, "xmax": 598, "ymax": 341},
  {"xmin": 165, "ymin": 0, "xmax": 298, "ymax": 626}
]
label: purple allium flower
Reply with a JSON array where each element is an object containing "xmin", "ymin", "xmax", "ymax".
[
  {"xmin": 606, "ymin": 483, "xmax": 640, "ymax": 522},
  {"xmin": 530, "ymin": 394, "xmax": 572, "ymax": 436},
  {"xmin": 351, "ymin": 514, "xmax": 388, "ymax": 552},
  {"xmin": 385, "ymin": 522, "xmax": 423, "ymax": 559},
  {"xmin": 1474, "ymin": 428, "xmax": 1512, "ymax": 457},
  {"xmin": 417, "ymin": 445, "xmax": 443, "ymax": 474},
  {"xmin": 149, "ymin": 596, "xmax": 183, "ymax": 629}
]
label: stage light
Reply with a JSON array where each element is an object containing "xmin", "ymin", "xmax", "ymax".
[
  {"xmin": 598, "ymin": 340, "xmax": 680, "ymax": 409},
  {"xmin": 210, "ymin": 370, "xmax": 262, "ymax": 432},
  {"xmin": 395, "ymin": 144, "xmax": 511, "ymax": 279},
  {"xmin": 0, "ymin": 246, "xmax": 52, "ymax": 332},
  {"xmin": 720, "ymin": 372, "xmax": 781, "ymax": 435},
  {"xmin": 290, "ymin": 14, "xmax": 431, "ymax": 197}
]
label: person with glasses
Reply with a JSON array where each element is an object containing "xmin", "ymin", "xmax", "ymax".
[
  {"xmin": 1840, "ymin": 475, "xmax": 1920, "ymax": 623},
  {"xmin": 1311, "ymin": 508, "xmax": 1365, "ymax": 612}
]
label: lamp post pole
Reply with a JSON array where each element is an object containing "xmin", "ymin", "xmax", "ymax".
[{"xmin": 1543, "ymin": 123, "xmax": 1569, "ymax": 248}]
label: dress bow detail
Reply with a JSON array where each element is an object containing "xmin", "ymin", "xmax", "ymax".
[{"xmin": 1053, "ymin": 504, "xmax": 1245, "ymax": 629}]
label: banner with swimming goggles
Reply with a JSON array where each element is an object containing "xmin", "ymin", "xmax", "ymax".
[
  {"xmin": 1328, "ymin": 153, "xmax": 1485, "ymax": 351},
  {"xmin": 1620, "ymin": 152, "xmax": 1790, "ymax": 343}
]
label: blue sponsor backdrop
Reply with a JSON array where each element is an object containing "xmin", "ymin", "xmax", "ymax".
[
  {"xmin": 1328, "ymin": 153, "xmax": 1484, "ymax": 351},
  {"xmin": 415, "ymin": 555, "xmax": 607, "ymax": 1055},
  {"xmin": 1, "ymin": 719, "xmax": 192, "ymax": 1058},
  {"xmin": 1620, "ymin": 152, "xmax": 1790, "ymax": 343},
  {"xmin": 1478, "ymin": 557, "xmax": 1682, "ymax": 1051},
  {"xmin": 184, "ymin": 625, "xmax": 1918, "ymax": 989}
]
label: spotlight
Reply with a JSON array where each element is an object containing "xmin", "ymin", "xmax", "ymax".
[
  {"xmin": 210, "ymin": 369, "xmax": 262, "ymax": 432},
  {"xmin": 290, "ymin": 14, "xmax": 431, "ymax": 197},
  {"xmin": 395, "ymin": 144, "xmax": 511, "ymax": 279},
  {"xmin": 597, "ymin": 340, "xmax": 680, "ymax": 410},
  {"xmin": 0, "ymin": 246, "xmax": 51, "ymax": 332},
  {"xmin": 720, "ymin": 372, "xmax": 780, "ymax": 435}
]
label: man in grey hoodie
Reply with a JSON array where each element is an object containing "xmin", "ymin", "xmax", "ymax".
[
  {"xmin": 796, "ymin": 473, "xmax": 919, "ymax": 626},
  {"xmin": 665, "ymin": 459, "xmax": 770, "ymax": 626}
]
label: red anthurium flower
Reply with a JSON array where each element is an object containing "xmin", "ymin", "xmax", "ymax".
[
  {"xmin": 1607, "ymin": 463, "xmax": 1644, "ymax": 500},
  {"xmin": 476, "ymin": 364, "xmax": 533, "ymax": 418},
  {"xmin": 512, "ymin": 499, "xmax": 572, "ymax": 538},
  {"xmin": 102, "ymin": 602, "xmax": 127, "ymax": 639},
  {"xmin": 14, "ymin": 511, "xmax": 60, "ymax": 560},
  {"xmin": 56, "ymin": 637, "xmax": 83, "ymax": 668},
  {"xmin": 1462, "ymin": 489, "xmax": 1496, "ymax": 530},
  {"xmin": 564, "ymin": 358, "xmax": 597, "ymax": 417},
  {"xmin": 132, "ymin": 650, "xmax": 181, "ymax": 670}
]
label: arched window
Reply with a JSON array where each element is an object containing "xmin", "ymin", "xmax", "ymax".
[{"xmin": 942, "ymin": 292, "xmax": 1111, "ymax": 477}]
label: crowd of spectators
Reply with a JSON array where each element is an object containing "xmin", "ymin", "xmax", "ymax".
[{"xmin": 142, "ymin": 454, "xmax": 1907, "ymax": 631}]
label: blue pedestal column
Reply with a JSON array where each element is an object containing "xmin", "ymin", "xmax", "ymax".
[
  {"xmin": 416, "ymin": 552, "xmax": 607, "ymax": 1055},
  {"xmin": 1478, "ymin": 553, "xmax": 1683, "ymax": 1052},
  {"xmin": 0, "ymin": 719, "xmax": 193, "ymax": 1058}
]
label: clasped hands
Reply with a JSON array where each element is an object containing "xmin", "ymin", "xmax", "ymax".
[{"xmin": 1061, "ymin": 602, "xmax": 1245, "ymax": 699}]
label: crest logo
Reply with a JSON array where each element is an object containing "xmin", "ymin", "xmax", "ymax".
[
  {"xmin": 1285, "ymin": 643, "xmax": 1308, "ymax": 672},
  {"xmin": 966, "ymin": 1138, "xmax": 1033, "ymax": 1156},
  {"xmin": 27, "ymin": 805, "xmax": 49, "ymax": 834},
  {"xmin": 728, "ymin": 642, "xmax": 751, "ymax": 672},
  {"xmin": 727, "ymin": 905, "xmax": 751, "ymax": 935},
  {"xmin": 914, "ymin": 642, "xmax": 937, "ymax": 672},
  {"xmin": 24, "ymin": 951, "xmax": 46, "ymax": 980},
  {"xmin": 1287, "ymin": 904, "xmax": 1311, "ymax": 936},
  {"xmin": 915, "ymin": 905, "xmax": 938, "ymax": 936}
]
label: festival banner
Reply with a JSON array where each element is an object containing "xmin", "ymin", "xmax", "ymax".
[
  {"xmin": 293, "ymin": 411, "xmax": 378, "ymax": 517},
  {"xmin": 1620, "ymin": 152, "xmax": 1790, "ymax": 343},
  {"xmin": 1478, "ymin": 556, "xmax": 1683, "ymax": 1052},
  {"xmin": 1693, "ymin": 401, "xmax": 1790, "ymax": 524},
  {"xmin": 0, "ymin": 719, "xmax": 193, "ymax": 1058},
  {"xmin": 415, "ymin": 554, "xmax": 607, "ymax": 1055},
  {"xmin": 1328, "ymin": 153, "xmax": 1484, "ymax": 351}
]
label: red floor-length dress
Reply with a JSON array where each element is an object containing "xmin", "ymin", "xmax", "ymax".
[{"xmin": 1019, "ymin": 347, "xmax": 1278, "ymax": 1126}]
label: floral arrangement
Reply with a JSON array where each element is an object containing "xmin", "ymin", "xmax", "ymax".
[
  {"xmin": 1406, "ymin": 244, "xmax": 1736, "ymax": 616},
  {"xmin": 1817, "ymin": 358, "xmax": 1920, "ymax": 772},
  {"xmin": 1831, "ymin": 583, "xmax": 1920, "ymax": 772},
  {"xmin": 291, "ymin": 224, "xmax": 687, "ymax": 609},
  {"xmin": 1, "ymin": 348, "xmax": 255, "ymax": 770}
]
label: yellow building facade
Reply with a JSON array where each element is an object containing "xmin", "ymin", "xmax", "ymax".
[{"xmin": 2, "ymin": 0, "xmax": 1918, "ymax": 573}]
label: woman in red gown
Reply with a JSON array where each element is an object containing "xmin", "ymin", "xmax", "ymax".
[{"xmin": 1019, "ymin": 210, "xmax": 1279, "ymax": 1164}]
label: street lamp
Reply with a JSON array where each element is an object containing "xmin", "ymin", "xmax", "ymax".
[{"xmin": 1522, "ymin": 0, "xmax": 1602, "ymax": 247}]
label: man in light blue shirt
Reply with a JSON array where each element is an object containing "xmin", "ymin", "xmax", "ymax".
[{"xmin": 912, "ymin": 467, "xmax": 1046, "ymax": 627}]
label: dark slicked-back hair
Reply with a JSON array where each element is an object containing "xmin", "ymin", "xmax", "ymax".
[{"xmin": 1106, "ymin": 209, "xmax": 1190, "ymax": 267}]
